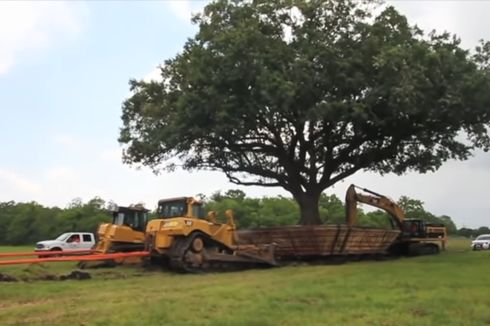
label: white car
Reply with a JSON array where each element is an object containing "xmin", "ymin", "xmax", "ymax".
[
  {"xmin": 471, "ymin": 234, "xmax": 490, "ymax": 251},
  {"xmin": 35, "ymin": 232, "xmax": 95, "ymax": 252}
]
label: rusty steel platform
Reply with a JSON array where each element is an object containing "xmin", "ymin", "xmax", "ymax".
[{"xmin": 237, "ymin": 225, "xmax": 400, "ymax": 258}]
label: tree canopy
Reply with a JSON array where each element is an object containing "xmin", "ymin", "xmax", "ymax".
[{"xmin": 120, "ymin": 0, "xmax": 490, "ymax": 224}]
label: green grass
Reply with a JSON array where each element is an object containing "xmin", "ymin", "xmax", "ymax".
[
  {"xmin": 1, "ymin": 238, "xmax": 489, "ymax": 326},
  {"xmin": 0, "ymin": 245, "xmax": 33, "ymax": 253}
]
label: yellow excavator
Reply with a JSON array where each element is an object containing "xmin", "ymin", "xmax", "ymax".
[
  {"xmin": 345, "ymin": 184, "xmax": 447, "ymax": 255},
  {"xmin": 145, "ymin": 197, "xmax": 276, "ymax": 272}
]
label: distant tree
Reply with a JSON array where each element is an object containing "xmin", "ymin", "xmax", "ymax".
[
  {"xmin": 318, "ymin": 194, "xmax": 345, "ymax": 224},
  {"xmin": 438, "ymin": 215, "xmax": 457, "ymax": 234},
  {"xmin": 67, "ymin": 197, "xmax": 83, "ymax": 209},
  {"xmin": 476, "ymin": 226, "xmax": 490, "ymax": 236},
  {"xmin": 0, "ymin": 192, "xmax": 482, "ymax": 244},
  {"xmin": 0, "ymin": 201, "xmax": 16, "ymax": 242},
  {"xmin": 87, "ymin": 197, "xmax": 105, "ymax": 210},
  {"xmin": 397, "ymin": 197, "xmax": 457, "ymax": 233},
  {"xmin": 205, "ymin": 190, "xmax": 298, "ymax": 227},
  {"xmin": 457, "ymin": 227, "xmax": 475, "ymax": 238},
  {"xmin": 359, "ymin": 210, "xmax": 393, "ymax": 229},
  {"xmin": 397, "ymin": 197, "xmax": 425, "ymax": 215},
  {"xmin": 224, "ymin": 189, "xmax": 247, "ymax": 201}
]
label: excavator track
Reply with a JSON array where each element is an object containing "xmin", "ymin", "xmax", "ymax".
[
  {"xmin": 407, "ymin": 242, "xmax": 440, "ymax": 256},
  {"xmin": 167, "ymin": 232, "xmax": 275, "ymax": 273}
]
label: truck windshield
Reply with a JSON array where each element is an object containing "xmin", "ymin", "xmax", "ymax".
[
  {"xmin": 55, "ymin": 233, "xmax": 71, "ymax": 241},
  {"xmin": 476, "ymin": 235, "xmax": 490, "ymax": 240},
  {"xmin": 158, "ymin": 201, "xmax": 187, "ymax": 218}
]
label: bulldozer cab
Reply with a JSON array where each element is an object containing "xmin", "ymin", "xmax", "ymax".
[
  {"xmin": 157, "ymin": 197, "xmax": 205, "ymax": 219},
  {"xmin": 112, "ymin": 206, "xmax": 149, "ymax": 232}
]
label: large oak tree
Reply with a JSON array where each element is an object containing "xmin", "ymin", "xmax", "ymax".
[{"xmin": 120, "ymin": 0, "xmax": 490, "ymax": 224}]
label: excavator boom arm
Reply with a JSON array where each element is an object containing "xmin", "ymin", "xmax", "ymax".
[{"xmin": 345, "ymin": 184, "xmax": 405, "ymax": 229}]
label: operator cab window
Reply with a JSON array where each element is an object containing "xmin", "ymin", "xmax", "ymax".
[
  {"xmin": 82, "ymin": 234, "xmax": 92, "ymax": 242},
  {"xmin": 192, "ymin": 204, "xmax": 205, "ymax": 219},
  {"xmin": 133, "ymin": 212, "xmax": 147, "ymax": 231},
  {"xmin": 114, "ymin": 212, "xmax": 125, "ymax": 225},
  {"xmin": 158, "ymin": 201, "xmax": 187, "ymax": 218}
]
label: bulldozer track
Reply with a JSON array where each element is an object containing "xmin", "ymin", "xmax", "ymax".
[{"xmin": 167, "ymin": 232, "xmax": 274, "ymax": 273}]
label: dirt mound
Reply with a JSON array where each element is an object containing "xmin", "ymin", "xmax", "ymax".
[
  {"xmin": 0, "ymin": 272, "xmax": 18, "ymax": 282},
  {"xmin": 59, "ymin": 271, "xmax": 91, "ymax": 280},
  {"xmin": 1, "ymin": 269, "xmax": 91, "ymax": 282},
  {"xmin": 30, "ymin": 270, "xmax": 91, "ymax": 281}
]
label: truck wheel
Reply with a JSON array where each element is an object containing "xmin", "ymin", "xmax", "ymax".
[{"xmin": 50, "ymin": 248, "xmax": 62, "ymax": 257}]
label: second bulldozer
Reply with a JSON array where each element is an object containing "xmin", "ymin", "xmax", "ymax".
[
  {"xmin": 145, "ymin": 197, "xmax": 276, "ymax": 272},
  {"xmin": 95, "ymin": 204, "xmax": 149, "ymax": 253}
]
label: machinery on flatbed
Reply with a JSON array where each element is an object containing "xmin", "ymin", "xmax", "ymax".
[
  {"xmin": 345, "ymin": 185, "xmax": 447, "ymax": 255},
  {"xmin": 145, "ymin": 197, "xmax": 276, "ymax": 272}
]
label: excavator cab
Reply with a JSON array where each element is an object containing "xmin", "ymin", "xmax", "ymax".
[
  {"xmin": 401, "ymin": 219, "xmax": 427, "ymax": 237},
  {"xmin": 402, "ymin": 218, "xmax": 446, "ymax": 239}
]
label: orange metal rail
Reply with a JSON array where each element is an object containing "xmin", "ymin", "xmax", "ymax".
[
  {"xmin": 0, "ymin": 251, "xmax": 150, "ymax": 266},
  {"xmin": 0, "ymin": 250, "xmax": 94, "ymax": 258}
]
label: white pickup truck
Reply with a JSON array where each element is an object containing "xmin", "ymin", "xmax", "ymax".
[{"xmin": 35, "ymin": 232, "xmax": 96, "ymax": 252}]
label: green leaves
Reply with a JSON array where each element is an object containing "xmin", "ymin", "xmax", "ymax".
[
  {"xmin": 120, "ymin": 0, "xmax": 490, "ymax": 223},
  {"xmin": 0, "ymin": 199, "xmax": 111, "ymax": 245}
]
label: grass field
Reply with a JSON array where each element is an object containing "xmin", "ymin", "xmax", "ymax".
[{"xmin": 1, "ymin": 238, "xmax": 489, "ymax": 326}]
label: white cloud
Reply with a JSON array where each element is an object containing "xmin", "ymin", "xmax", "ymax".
[
  {"xmin": 46, "ymin": 166, "xmax": 78, "ymax": 182},
  {"xmin": 389, "ymin": 1, "xmax": 490, "ymax": 49},
  {"xmin": 100, "ymin": 148, "xmax": 123, "ymax": 164},
  {"xmin": 0, "ymin": 2, "xmax": 88, "ymax": 74},
  {"xmin": 52, "ymin": 133, "xmax": 81, "ymax": 147},
  {"xmin": 41, "ymin": 165, "xmax": 104, "ymax": 207},
  {"xmin": 166, "ymin": 1, "xmax": 193, "ymax": 22},
  {"xmin": 0, "ymin": 169, "xmax": 41, "ymax": 195},
  {"xmin": 143, "ymin": 66, "xmax": 164, "ymax": 83},
  {"xmin": 165, "ymin": 0, "xmax": 207, "ymax": 23}
]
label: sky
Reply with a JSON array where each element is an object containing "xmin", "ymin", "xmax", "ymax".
[{"xmin": 0, "ymin": 1, "xmax": 489, "ymax": 228}]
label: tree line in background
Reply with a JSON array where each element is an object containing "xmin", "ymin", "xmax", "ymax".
[
  {"xmin": 0, "ymin": 190, "xmax": 489, "ymax": 245},
  {"xmin": 0, "ymin": 198, "xmax": 111, "ymax": 245}
]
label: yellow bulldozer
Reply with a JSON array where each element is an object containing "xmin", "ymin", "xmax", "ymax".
[
  {"xmin": 95, "ymin": 204, "xmax": 149, "ymax": 253},
  {"xmin": 145, "ymin": 197, "xmax": 276, "ymax": 272},
  {"xmin": 78, "ymin": 204, "xmax": 150, "ymax": 268}
]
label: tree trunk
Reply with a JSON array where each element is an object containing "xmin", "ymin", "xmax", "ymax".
[{"xmin": 296, "ymin": 192, "xmax": 322, "ymax": 225}]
